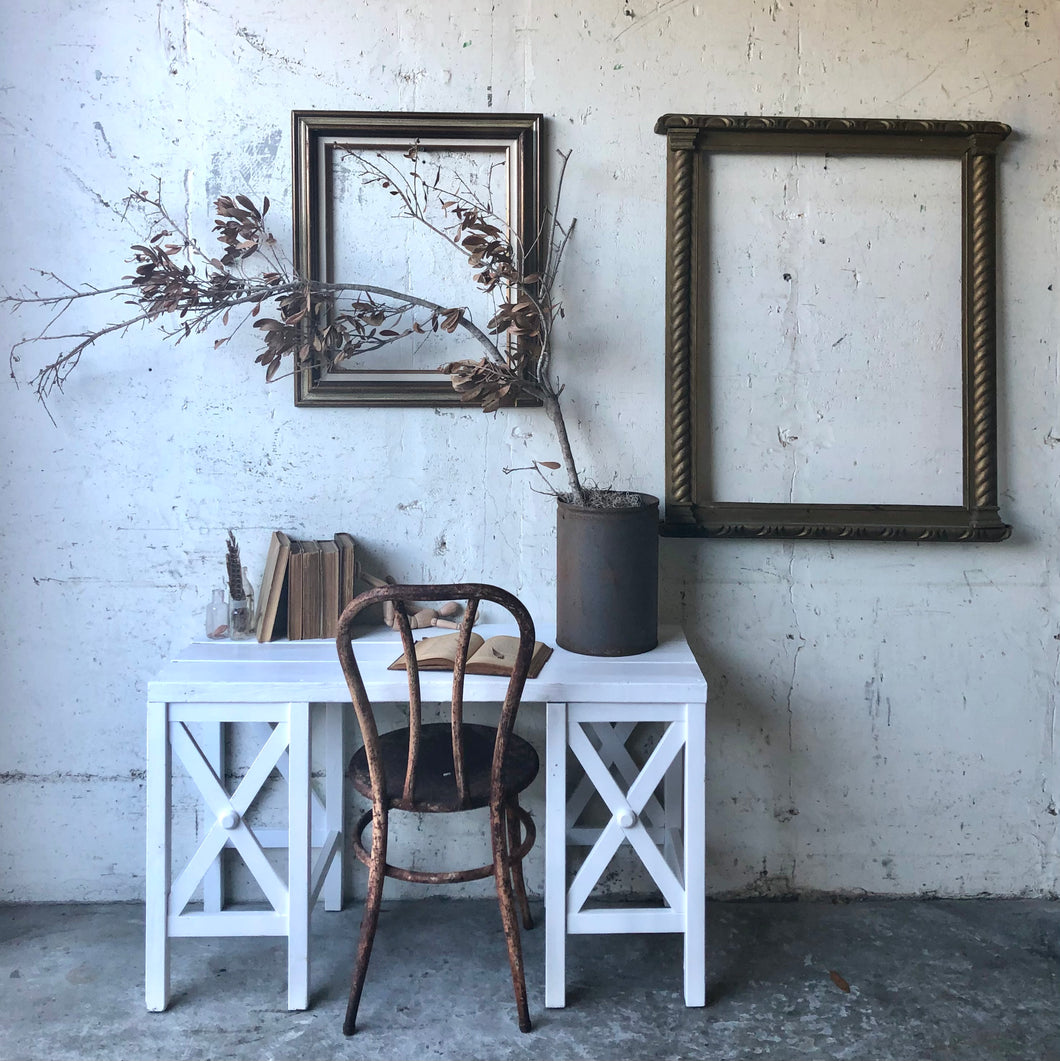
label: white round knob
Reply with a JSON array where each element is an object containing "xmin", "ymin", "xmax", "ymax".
[
  {"xmin": 614, "ymin": 807, "xmax": 637, "ymax": 829},
  {"xmin": 219, "ymin": 808, "xmax": 240, "ymax": 830}
]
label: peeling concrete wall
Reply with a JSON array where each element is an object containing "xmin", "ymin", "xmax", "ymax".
[{"xmin": 0, "ymin": 0, "xmax": 1057, "ymax": 902}]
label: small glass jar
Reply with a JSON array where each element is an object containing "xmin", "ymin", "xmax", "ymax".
[
  {"xmin": 229, "ymin": 594, "xmax": 254, "ymax": 640},
  {"xmin": 206, "ymin": 588, "xmax": 228, "ymax": 639}
]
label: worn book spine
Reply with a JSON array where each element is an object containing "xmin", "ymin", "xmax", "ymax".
[
  {"xmin": 300, "ymin": 540, "xmax": 323, "ymax": 639},
  {"xmin": 334, "ymin": 532, "xmax": 357, "ymax": 614},
  {"xmin": 319, "ymin": 539, "xmax": 340, "ymax": 639},
  {"xmin": 287, "ymin": 540, "xmax": 304, "ymax": 640}
]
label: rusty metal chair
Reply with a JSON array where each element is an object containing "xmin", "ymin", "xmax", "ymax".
[{"xmin": 336, "ymin": 583, "xmax": 539, "ymax": 1035}]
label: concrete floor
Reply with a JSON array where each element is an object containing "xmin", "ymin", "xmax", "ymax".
[{"xmin": 0, "ymin": 898, "xmax": 1057, "ymax": 1060}]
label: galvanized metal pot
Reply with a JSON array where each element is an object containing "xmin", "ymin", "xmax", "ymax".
[{"xmin": 556, "ymin": 492, "xmax": 660, "ymax": 656}]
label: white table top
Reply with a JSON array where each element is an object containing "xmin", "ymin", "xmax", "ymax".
[{"xmin": 148, "ymin": 624, "xmax": 708, "ymax": 705}]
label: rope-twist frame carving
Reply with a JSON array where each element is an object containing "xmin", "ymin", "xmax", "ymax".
[
  {"xmin": 966, "ymin": 150, "xmax": 999, "ymax": 514},
  {"xmin": 667, "ymin": 139, "xmax": 696, "ymax": 507}
]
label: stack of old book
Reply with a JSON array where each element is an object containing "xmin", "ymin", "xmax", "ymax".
[{"xmin": 255, "ymin": 531, "xmax": 358, "ymax": 642}]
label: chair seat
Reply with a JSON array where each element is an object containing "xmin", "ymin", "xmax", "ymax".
[{"xmin": 348, "ymin": 722, "xmax": 539, "ymax": 812}]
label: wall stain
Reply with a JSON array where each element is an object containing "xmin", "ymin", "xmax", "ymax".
[
  {"xmin": 236, "ymin": 27, "xmax": 303, "ymax": 72},
  {"xmin": 865, "ymin": 643, "xmax": 892, "ymax": 733},
  {"xmin": 92, "ymin": 121, "xmax": 114, "ymax": 158},
  {"xmin": 60, "ymin": 167, "xmax": 115, "ymax": 212},
  {"xmin": 0, "ymin": 770, "xmax": 146, "ymax": 784},
  {"xmin": 613, "ymin": 0, "xmax": 694, "ymax": 40}
]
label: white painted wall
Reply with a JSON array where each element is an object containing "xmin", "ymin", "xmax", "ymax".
[{"xmin": 0, "ymin": 0, "xmax": 1057, "ymax": 902}]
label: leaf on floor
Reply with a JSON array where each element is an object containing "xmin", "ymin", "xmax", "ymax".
[{"xmin": 829, "ymin": 969, "xmax": 851, "ymax": 993}]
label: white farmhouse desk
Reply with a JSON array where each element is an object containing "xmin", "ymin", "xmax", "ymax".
[{"xmin": 145, "ymin": 624, "xmax": 707, "ymax": 1012}]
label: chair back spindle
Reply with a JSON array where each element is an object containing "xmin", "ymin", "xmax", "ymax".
[
  {"xmin": 448, "ymin": 596, "xmax": 480, "ymax": 806},
  {"xmin": 392, "ymin": 601, "xmax": 421, "ymax": 804}
]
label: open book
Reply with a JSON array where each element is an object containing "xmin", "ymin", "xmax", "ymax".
[{"xmin": 388, "ymin": 632, "xmax": 553, "ymax": 679}]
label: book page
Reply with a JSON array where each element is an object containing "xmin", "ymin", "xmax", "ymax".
[
  {"xmin": 418, "ymin": 631, "xmax": 484, "ymax": 663},
  {"xmin": 468, "ymin": 636, "xmax": 522, "ymax": 669}
]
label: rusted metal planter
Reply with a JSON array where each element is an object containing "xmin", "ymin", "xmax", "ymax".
[{"xmin": 556, "ymin": 492, "xmax": 660, "ymax": 656}]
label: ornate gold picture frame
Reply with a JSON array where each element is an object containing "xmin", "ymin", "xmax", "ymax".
[{"xmin": 656, "ymin": 114, "xmax": 1011, "ymax": 541}]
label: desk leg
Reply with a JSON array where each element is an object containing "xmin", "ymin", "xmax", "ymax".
[
  {"xmin": 287, "ymin": 702, "xmax": 311, "ymax": 1010},
  {"xmin": 202, "ymin": 721, "xmax": 226, "ymax": 913},
  {"xmin": 323, "ymin": 702, "xmax": 346, "ymax": 911},
  {"xmin": 663, "ymin": 725, "xmax": 683, "ymax": 879},
  {"xmin": 544, "ymin": 701, "xmax": 567, "ymax": 1009},
  {"xmin": 683, "ymin": 702, "xmax": 706, "ymax": 1006},
  {"xmin": 145, "ymin": 701, "xmax": 171, "ymax": 1012}
]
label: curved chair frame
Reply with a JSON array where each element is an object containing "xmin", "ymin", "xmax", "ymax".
[{"xmin": 336, "ymin": 583, "xmax": 539, "ymax": 1035}]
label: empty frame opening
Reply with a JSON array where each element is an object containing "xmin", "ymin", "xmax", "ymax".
[
  {"xmin": 321, "ymin": 137, "xmax": 518, "ymax": 380},
  {"xmin": 704, "ymin": 153, "xmax": 963, "ymax": 507}
]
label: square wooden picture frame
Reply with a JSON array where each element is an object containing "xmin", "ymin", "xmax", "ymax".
[{"xmin": 292, "ymin": 110, "xmax": 541, "ymax": 407}]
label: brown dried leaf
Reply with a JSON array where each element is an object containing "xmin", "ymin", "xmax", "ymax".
[{"xmin": 829, "ymin": 970, "xmax": 851, "ymax": 993}]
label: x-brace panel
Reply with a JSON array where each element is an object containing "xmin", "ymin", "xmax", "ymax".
[
  {"xmin": 565, "ymin": 719, "xmax": 688, "ymax": 918},
  {"xmin": 146, "ymin": 700, "xmax": 346, "ymax": 1012},
  {"xmin": 169, "ymin": 719, "xmax": 291, "ymax": 920}
]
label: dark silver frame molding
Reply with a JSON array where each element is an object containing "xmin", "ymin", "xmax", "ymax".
[
  {"xmin": 655, "ymin": 114, "xmax": 1012, "ymax": 542},
  {"xmin": 292, "ymin": 110, "xmax": 541, "ymax": 407}
]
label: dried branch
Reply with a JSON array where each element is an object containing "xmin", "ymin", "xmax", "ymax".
[{"xmin": 5, "ymin": 147, "xmax": 591, "ymax": 504}]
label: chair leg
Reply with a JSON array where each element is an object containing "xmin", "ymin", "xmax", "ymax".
[
  {"xmin": 492, "ymin": 803, "xmax": 532, "ymax": 1033},
  {"xmin": 507, "ymin": 800, "xmax": 534, "ymax": 930},
  {"xmin": 344, "ymin": 809, "xmax": 388, "ymax": 1036}
]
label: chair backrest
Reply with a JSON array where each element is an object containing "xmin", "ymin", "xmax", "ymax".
[{"xmin": 336, "ymin": 583, "xmax": 536, "ymax": 810}]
